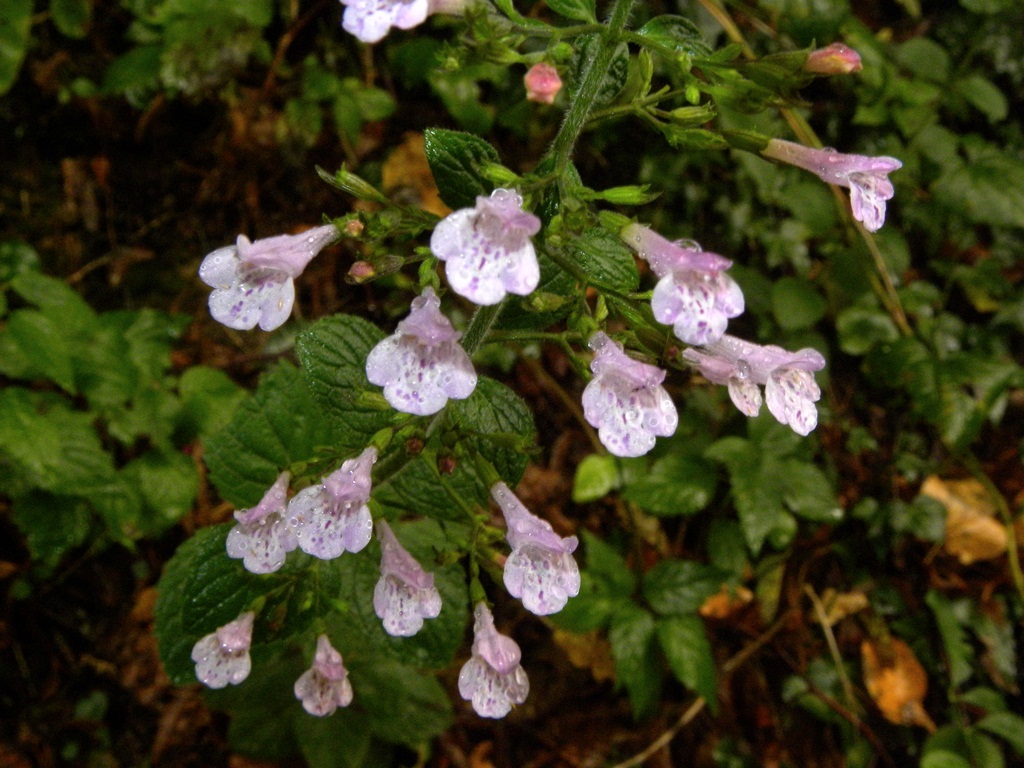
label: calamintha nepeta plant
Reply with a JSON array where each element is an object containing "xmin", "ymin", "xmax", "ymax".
[{"xmin": 158, "ymin": 0, "xmax": 906, "ymax": 741}]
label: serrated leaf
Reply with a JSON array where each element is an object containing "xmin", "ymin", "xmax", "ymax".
[
  {"xmin": 177, "ymin": 365, "xmax": 248, "ymax": 441},
  {"xmin": 608, "ymin": 605, "xmax": 662, "ymax": 718},
  {"xmin": 295, "ymin": 314, "xmax": 393, "ymax": 451},
  {"xmin": 642, "ymin": 558, "xmax": 728, "ymax": 616},
  {"xmin": 205, "ymin": 362, "xmax": 346, "ymax": 508},
  {"xmin": 925, "ymin": 590, "xmax": 973, "ymax": 687},
  {"xmin": 551, "ymin": 530, "xmax": 635, "ymax": 633},
  {"xmin": 571, "ymin": 228, "xmax": 639, "ymax": 293},
  {"xmin": 423, "ymin": 128, "xmax": 500, "ymax": 210},
  {"xmin": 447, "ymin": 375, "xmax": 535, "ymax": 485},
  {"xmin": 374, "ymin": 451, "xmax": 486, "ymax": 521},
  {"xmin": 568, "ymin": 36, "xmax": 629, "ymax": 109},
  {"xmin": 657, "ymin": 615, "xmax": 717, "ymax": 711},
  {"xmin": 622, "ymin": 453, "xmax": 717, "ymax": 516},
  {"xmin": 121, "ymin": 448, "xmax": 199, "ymax": 536},
  {"xmin": 545, "ymin": 0, "xmax": 595, "ymax": 22},
  {"xmin": 354, "ymin": 658, "xmax": 453, "ymax": 746},
  {"xmin": 637, "ymin": 15, "xmax": 711, "ymax": 57},
  {"xmin": 294, "ymin": 709, "xmax": 375, "ymax": 768}
]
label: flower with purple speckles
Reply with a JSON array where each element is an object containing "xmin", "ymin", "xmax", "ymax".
[
  {"xmin": 225, "ymin": 471, "xmax": 298, "ymax": 574},
  {"xmin": 491, "ymin": 482, "xmax": 579, "ymax": 616},
  {"xmin": 430, "ymin": 189, "xmax": 541, "ymax": 306},
  {"xmin": 288, "ymin": 447, "xmax": 377, "ymax": 560},
  {"xmin": 294, "ymin": 635, "xmax": 353, "ymax": 716},
  {"xmin": 365, "ymin": 287, "xmax": 477, "ymax": 415},
  {"xmin": 622, "ymin": 223, "xmax": 744, "ymax": 346},
  {"xmin": 581, "ymin": 332, "xmax": 679, "ymax": 458},
  {"xmin": 373, "ymin": 520, "xmax": 442, "ymax": 637},
  {"xmin": 191, "ymin": 611, "xmax": 254, "ymax": 689},
  {"xmin": 761, "ymin": 139, "xmax": 902, "ymax": 232},
  {"xmin": 682, "ymin": 334, "xmax": 826, "ymax": 435},
  {"xmin": 458, "ymin": 602, "xmax": 530, "ymax": 718},
  {"xmin": 339, "ymin": 0, "xmax": 466, "ymax": 43},
  {"xmin": 199, "ymin": 224, "xmax": 337, "ymax": 331}
]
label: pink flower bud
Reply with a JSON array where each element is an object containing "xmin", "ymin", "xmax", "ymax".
[
  {"xmin": 804, "ymin": 43, "xmax": 863, "ymax": 75},
  {"xmin": 524, "ymin": 63, "xmax": 562, "ymax": 105}
]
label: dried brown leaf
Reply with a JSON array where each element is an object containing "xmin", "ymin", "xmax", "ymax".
[
  {"xmin": 920, "ymin": 475, "xmax": 1007, "ymax": 564},
  {"xmin": 861, "ymin": 638, "xmax": 936, "ymax": 731}
]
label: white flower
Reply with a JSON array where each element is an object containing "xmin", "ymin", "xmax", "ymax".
[
  {"xmin": 199, "ymin": 224, "xmax": 337, "ymax": 331},
  {"xmin": 365, "ymin": 287, "xmax": 477, "ymax": 415},
  {"xmin": 581, "ymin": 332, "xmax": 679, "ymax": 457},
  {"xmin": 373, "ymin": 520, "xmax": 442, "ymax": 637},
  {"xmin": 430, "ymin": 189, "xmax": 541, "ymax": 306},
  {"xmin": 288, "ymin": 447, "xmax": 377, "ymax": 560},
  {"xmin": 294, "ymin": 635, "xmax": 354, "ymax": 716},
  {"xmin": 191, "ymin": 611, "xmax": 254, "ymax": 689},
  {"xmin": 458, "ymin": 603, "xmax": 530, "ymax": 718},
  {"xmin": 491, "ymin": 482, "xmax": 579, "ymax": 616},
  {"xmin": 225, "ymin": 471, "xmax": 298, "ymax": 574}
]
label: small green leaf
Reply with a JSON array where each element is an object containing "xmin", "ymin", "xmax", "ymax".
[
  {"xmin": 0, "ymin": 239, "xmax": 42, "ymax": 280},
  {"xmin": 642, "ymin": 558, "xmax": 728, "ymax": 616},
  {"xmin": 176, "ymin": 365, "xmax": 248, "ymax": 441},
  {"xmin": 933, "ymin": 150, "xmax": 1024, "ymax": 228},
  {"xmin": 977, "ymin": 712, "xmax": 1024, "ymax": 756},
  {"xmin": 568, "ymin": 36, "xmax": 629, "ymax": 109},
  {"xmin": 925, "ymin": 590, "xmax": 973, "ymax": 688},
  {"xmin": 953, "ymin": 75, "xmax": 1008, "ymax": 123},
  {"xmin": 771, "ymin": 276, "xmax": 827, "ymax": 330},
  {"xmin": 354, "ymin": 658, "xmax": 454, "ymax": 746},
  {"xmin": 572, "ymin": 453, "xmax": 620, "ymax": 503},
  {"xmin": 571, "ymin": 228, "xmax": 640, "ymax": 293},
  {"xmin": 545, "ymin": 0, "xmax": 595, "ymax": 21},
  {"xmin": 836, "ymin": 304, "xmax": 900, "ymax": 355},
  {"xmin": 622, "ymin": 453, "xmax": 717, "ymax": 517},
  {"xmin": 637, "ymin": 15, "xmax": 711, "ymax": 57},
  {"xmin": 780, "ymin": 460, "xmax": 842, "ymax": 523},
  {"xmin": 11, "ymin": 491, "xmax": 92, "ymax": 569},
  {"xmin": 0, "ymin": 0, "xmax": 32, "ymax": 96},
  {"xmin": 50, "ymin": 0, "xmax": 91, "ymax": 38},
  {"xmin": 5, "ymin": 310, "xmax": 76, "ymax": 392},
  {"xmin": 895, "ymin": 37, "xmax": 950, "ymax": 83},
  {"xmin": 423, "ymin": 128, "xmax": 500, "ymax": 210},
  {"xmin": 121, "ymin": 449, "xmax": 198, "ymax": 536},
  {"xmin": 657, "ymin": 615, "xmax": 717, "ymax": 710},
  {"xmin": 11, "ymin": 271, "xmax": 97, "ymax": 330}
]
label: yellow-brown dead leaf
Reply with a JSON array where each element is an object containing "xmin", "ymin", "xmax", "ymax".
[
  {"xmin": 553, "ymin": 628, "xmax": 616, "ymax": 682},
  {"xmin": 861, "ymin": 637, "xmax": 936, "ymax": 731},
  {"xmin": 819, "ymin": 588, "xmax": 869, "ymax": 626},
  {"xmin": 382, "ymin": 132, "xmax": 451, "ymax": 218},
  {"xmin": 920, "ymin": 475, "xmax": 1007, "ymax": 565},
  {"xmin": 699, "ymin": 585, "xmax": 754, "ymax": 619}
]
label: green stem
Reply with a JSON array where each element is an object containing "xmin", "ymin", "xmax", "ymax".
[
  {"xmin": 548, "ymin": 0, "xmax": 636, "ymax": 183},
  {"xmin": 460, "ymin": 299, "xmax": 505, "ymax": 356}
]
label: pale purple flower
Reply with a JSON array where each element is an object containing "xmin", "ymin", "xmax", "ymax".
[
  {"xmin": 225, "ymin": 471, "xmax": 298, "ymax": 574},
  {"xmin": 294, "ymin": 634, "xmax": 354, "ymax": 716},
  {"xmin": 458, "ymin": 603, "xmax": 530, "ymax": 718},
  {"xmin": 373, "ymin": 520, "xmax": 442, "ymax": 637},
  {"xmin": 805, "ymin": 43, "xmax": 862, "ymax": 75},
  {"xmin": 581, "ymin": 332, "xmax": 678, "ymax": 457},
  {"xmin": 340, "ymin": 0, "xmax": 465, "ymax": 43},
  {"xmin": 622, "ymin": 223, "xmax": 744, "ymax": 346},
  {"xmin": 288, "ymin": 447, "xmax": 377, "ymax": 560},
  {"xmin": 682, "ymin": 334, "xmax": 826, "ymax": 435},
  {"xmin": 365, "ymin": 287, "xmax": 477, "ymax": 415},
  {"xmin": 199, "ymin": 224, "xmax": 337, "ymax": 331},
  {"xmin": 191, "ymin": 611, "xmax": 254, "ymax": 689},
  {"xmin": 491, "ymin": 482, "xmax": 579, "ymax": 616},
  {"xmin": 762, "ymin": 138, "xmax": 902, "ymax": 232},
  {"xmin": 430, "ymin": 189, "xmax": 541, "ymax": 306}
]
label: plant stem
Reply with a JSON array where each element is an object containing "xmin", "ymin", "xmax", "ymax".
[{"xmin": 547, "ymin": 0, "xmax": 636, "ymax": 185}]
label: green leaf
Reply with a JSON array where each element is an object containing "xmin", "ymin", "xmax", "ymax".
[
  {"xmin": 11, "ymin": 491, "xmax": 92, "ymax": 569},
  {"xmin": 933, "ymin": 150, "xmax": 1024, "ymax": 228},
  {"xmin": 295, "ymin": 314, "xmax": 393, "ymax": 451},
  {"xmin": 657, "ymin": 615, "xmax": 717, "ymax": 710},
  {"xmin": 953, "ymin": 75, "xmax": 1008, "ymax": 123},
  {"xmin": 354, "ymin": 658, "xmax": 454, "ymax": 747},
  {"xmin": 925, "ymin": 590, "xmax": 973, "ymax": 688},
  {"xmin": 0, "ymin": 0, "xmax": 32, "ymax": 96},
  {"xmin": 977, "ymin": 712, "xmax": 1024, "ymax": 756},
  {"xmin": 11, "ymin": 271, "xmax": 97, "ymax": 330},
  {"xmin": 642, "ymin": 558, "xmax": 728, "ymax": 616},
  {"xmin": 552, "ymin": 530, "xmax": 634, "ymax": 632},
  {"xmin": 101, "ymin": 45, "xmax": 161, "ymax": 96},
  {"xmin": 294, "ymin": 710, "xmax": 375, "ymax": 768},
  {"xmin": 637, "ymin": 15, "xmax": 711, "ymax": 57},
  {"xmin": 50, "ymin": 0, "xmax": 91, "ymax": 38},
  {"xmin": 423, "ymin": 128, "xmax": 500, "ymax": 210},
  {"xmin": 121, "ymin": 449, "xmax": 198, "ymax": 536},
  {"xmin": 780, "ymin": 460, "xmax": 842, "ymax": 523},
  {"xmin": 622, "ymin": 453, "xmax": 717, "ymax": 517},
  {"xmin": 571, "ymin": 228, "xmax": 640, "ymax": 293},
  {"xmin": 205, "ymin": 362, "xmax": 347, "ymax": 507},
  {"xmin": 771, "ymin": 276, "xmax": 827, "ymax": 330},
  {"xmin": 836, "ymin": 304, "xmax": 899, "ymax": 355},
  {"xmin": 568, "ymin": 36, "xmax": 629, "ymax": 109},
  {"xmin": 572, "ymin": 453, "xmax": 620, "ymax": 503},
  {"xmin": 176, "ymin": 365, "xmax": 248, "ymax": 441},
  {"xmin": 0, "ymin": 239, "xmax": 41, "ymax": 281},
  {"xmin": 545, "ymin": 0, "xmax": 595, "ymax": 22},
  {"xmin": 5, "ymin": 310, "xmax": 76, "ymax": 392},
  {"xmin": 608, "ymin": 605, "xmax": 662, "ymax": 719},
  {"xmin": 447, "ymin": 376, "xmax": 535, "ymax": 485}
]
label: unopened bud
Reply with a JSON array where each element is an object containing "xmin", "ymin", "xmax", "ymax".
[
  {"xmin": 406, "ymin": 437, "xmax": 425, "ymax": 455},
  {"xmin": 437, "ymin": 453, "xmax": 457, "ymax": 475},
  {"xmin": 524, "ymin": 63, "xmax": 562, "ymax": 105},
  {"xmin": 346, "ymin": 260, "xmax": 376, "ymax": 284},
  {"xmin": 804, "ymin": 43, "xmax": 862, "ymax": 75},
  {"xmin": 344, "ymin": 219, "xmax": 365, "ymax": 237}
]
